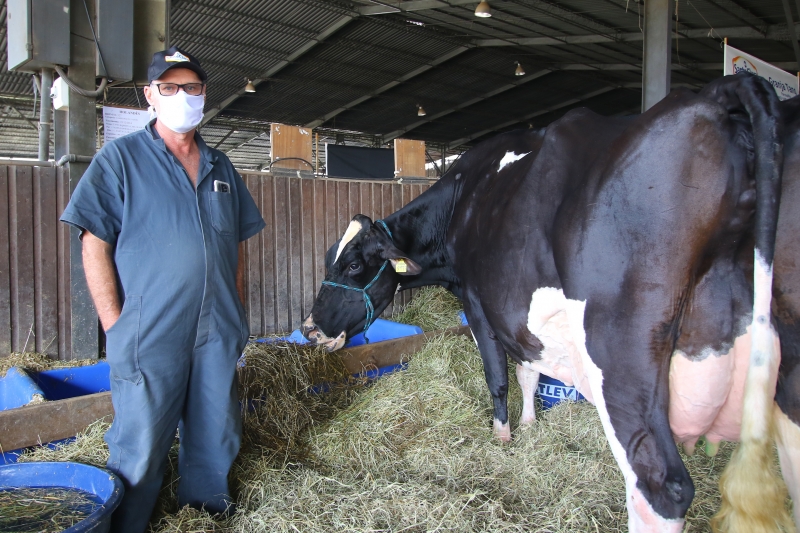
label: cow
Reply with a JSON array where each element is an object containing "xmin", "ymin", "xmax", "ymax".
[{"xmin": 302, "ymin": 73, "xmax": 797, "ymax": 532}]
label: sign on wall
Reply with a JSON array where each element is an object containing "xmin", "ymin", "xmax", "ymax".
[
  {"xmin": 102, "ymin": 106, "xmax": 151, "ymax": 143},
  {"xmin": 723, "ymin": 43, "xmax": 799, "ymax": 101}
]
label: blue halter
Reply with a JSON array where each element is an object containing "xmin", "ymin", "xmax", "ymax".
[{"xmin": 321, "ymin": 220, "xmax": 394, "ymax": 343}]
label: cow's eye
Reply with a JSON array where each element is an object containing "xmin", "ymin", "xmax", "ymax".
[{"xmin": 349, "ymin": 262, "xmax": 361, "ymax": 273}]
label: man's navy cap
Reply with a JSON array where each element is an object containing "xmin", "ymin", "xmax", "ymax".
[{"xmin": 147, "ymin": 46, "xmax": 207, "ymax": 82}]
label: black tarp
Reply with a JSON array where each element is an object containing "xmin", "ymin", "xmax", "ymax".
[{"xmin": 325, "ymin": 144, "xmax": 395, "ymax": 180}]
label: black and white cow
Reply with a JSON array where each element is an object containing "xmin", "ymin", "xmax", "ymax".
[{"xmin": 302, "ymin": 73, "xmax": 797, "ymax": 531}]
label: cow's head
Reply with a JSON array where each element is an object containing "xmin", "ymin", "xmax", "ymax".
[{"xmin": 302, "ymin": 214, "xmax": 421, "ymax": 351}]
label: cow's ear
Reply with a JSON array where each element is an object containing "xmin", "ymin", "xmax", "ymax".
[
  {"xmin": 381, "ymin": 245, "xmax": 421, "ymax": 276},
  {"xmin": 389, "ymin": 257, "xmax": 422, "ymax": 276}
]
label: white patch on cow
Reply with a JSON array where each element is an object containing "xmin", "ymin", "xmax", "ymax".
[
  {"xmin": 334, "ymin": 220, "xmax": 363, "ymax": 264},
  {"xmin": 535, "ymin": 291, "xmax": 683, "ymax": 532},
  {"xmin": 497, "ymin": 151, "xmax": 530, "ymax": 173},
  {"xmin": 742, "ymin": 251, "xmax": 781, "ymax": 441},
  {"xmin": 515, "ymin": 364, "xmax": 539, "ymax": 425},
  {"xmin": 523, "ymin": 287, "xmax": 593, "ymax": 402}
]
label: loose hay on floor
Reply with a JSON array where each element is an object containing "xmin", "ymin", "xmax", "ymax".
[
  {"xmin": 392, "ymin": 286, "xmax": 463, "ymax": 331},
  {"xmin": 19, "ymin": 333, "xmax": 741, "ymax": 532}
]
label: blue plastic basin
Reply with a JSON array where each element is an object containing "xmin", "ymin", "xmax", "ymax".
[
  {"xmin": 31, "ymin": 362, "xmax": 111, "ymax": 402},
  {"xmin": 0, "ymin": 461, "xmax": 124, "ymax": 532},
  {"xmin": 537, "ymin": 374, "xmax": 586, "ymax": 409},
  {"xmin": 0, "ymin": 367, "xmax": 46, "ymax": 411},
  {"xmin": 255, "ymin": 318, "xmax": 423, "ymax": 347}
]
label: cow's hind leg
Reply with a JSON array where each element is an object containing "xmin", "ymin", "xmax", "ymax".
[
  {"xmin": 574, "ymin": 303, "xmax": 691, "ymax": 532},
  {"xmin": 464, "ymin": 295, "xmax": 511, "ymax": 441}
]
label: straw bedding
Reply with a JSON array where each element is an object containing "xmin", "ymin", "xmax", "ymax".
[
  {"xmin": 0, "ymin": 351, "xmax": 97, "ymax": 378},
  {"xmin": 17, "ymin": 327, "xmax": 740, "ymax": 532}
]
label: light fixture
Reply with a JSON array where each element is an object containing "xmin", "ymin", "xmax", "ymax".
[
  {"xmin": 417, "ymin": 104, "xmax": 426, "ymax": 116},
  {"xmin": 244, "ymin": 79, "xmax": 256, "ymax": 93},
  {"xmin": 515, "ymin": 61, "xmax": 525, "ymax": 76},
  {"xmin": 474, "ymin": 1, "xmax": 492, "ymax": 18}
]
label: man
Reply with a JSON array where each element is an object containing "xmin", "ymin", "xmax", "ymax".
[{"xmin": 60, "ymin": 46, "xmax": 265, "ymax": 532}]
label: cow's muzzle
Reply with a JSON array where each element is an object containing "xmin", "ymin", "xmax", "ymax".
[{"xmin": 301, "ymin": 314, "xmax": 346, "ymax": 352}]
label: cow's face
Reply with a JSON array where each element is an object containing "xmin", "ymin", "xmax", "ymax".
[{"xmin": 302, "ymin": 214, "xmax": 421, "ymax": 351}]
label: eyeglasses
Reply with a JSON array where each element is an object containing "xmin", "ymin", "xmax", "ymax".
[{"xmin": 151, "ymin": 82, "xmax": 206, "ymax": 96}]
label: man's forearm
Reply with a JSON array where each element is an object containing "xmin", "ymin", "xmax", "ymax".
[{"xmin": 82, "ymin": 231, "xmax": 121, "ymax": 331}]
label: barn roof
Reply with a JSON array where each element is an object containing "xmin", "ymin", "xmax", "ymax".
[{"xmin": 0, "ymin": 0, "xmax": 796, "ymax": 165}]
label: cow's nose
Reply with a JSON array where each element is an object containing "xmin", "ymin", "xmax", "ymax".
[{"xmin": 301, "ymin": 315, "xmax": 316, "ymax": 337}]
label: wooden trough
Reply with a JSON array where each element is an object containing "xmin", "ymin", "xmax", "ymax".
[{"xmin": 0, "ymin": 326, "xmax": 471, "ymax": 453}]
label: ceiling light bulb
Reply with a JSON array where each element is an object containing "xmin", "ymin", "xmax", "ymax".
[
  {"xmin": 515, "ymin": 62, "xmax": 525, "ymax": 76},
  {"xmin": 474, "ymin": 1, "xmax": 492, "ymax": 17},
  {"xmin": 245, "ymin": 79, "xmax": 256, "ymax": 93},
  {"xmin": 417, "ymin": 104, "xmax": 426, "ymax": 116}
]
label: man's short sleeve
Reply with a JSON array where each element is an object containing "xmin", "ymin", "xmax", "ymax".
[
  {"xmin": 235, "ymin": 173, "xmax": 265, "ymax": 242},
  {"xmin": 59, "ymin": 152, "xmax": 124, "ymax": 245}
]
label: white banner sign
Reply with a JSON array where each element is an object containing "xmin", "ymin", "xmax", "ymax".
[
  {"xmin": 724, "ymin": 44, "xmax": 799, "ymax": 101},
  {"xmin": 103, "ymin": 106, "xmax": 151, "ymax": 143}
]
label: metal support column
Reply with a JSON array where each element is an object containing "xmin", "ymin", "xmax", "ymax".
[
  {"xmin": 641, "ymin": 0, "xmax": 675, "ymax": 112},
  {"xmin": 57, "ymin": 0, "xmax": 100, "ymax": 359},
  {"xmin": 38, "ymin": 68, "xmax": 53, "ymax": 161}
]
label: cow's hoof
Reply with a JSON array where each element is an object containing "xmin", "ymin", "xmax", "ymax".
[
  {"xmin": 493, "ymin": 419, "xmax": 511, "ymax": 442},
  {"xmin": 705, "ymin": 438, "xmax": 720, "ymax": 457},
  {"xmin": 519, "ymin": 414, "xmax": 536, "ymax": 426}
]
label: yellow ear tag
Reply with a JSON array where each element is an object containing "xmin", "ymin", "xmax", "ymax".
[{"xmin": 395, "ymin": 259, "xmax": 407, "ymax": 273}]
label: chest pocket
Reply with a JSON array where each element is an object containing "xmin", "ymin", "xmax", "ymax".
[{"xmin": 209, "ymin": 191, "xmax": 235, "ymax": 237}]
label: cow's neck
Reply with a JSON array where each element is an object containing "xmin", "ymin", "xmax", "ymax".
[{"xmin": 383, "ymin": 179, "xmax": 461, "ymax": 297}]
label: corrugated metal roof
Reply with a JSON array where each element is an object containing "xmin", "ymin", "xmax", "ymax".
[{"xmin": 0, "ymin": 0, "xmax": 797, "ymax": 161}]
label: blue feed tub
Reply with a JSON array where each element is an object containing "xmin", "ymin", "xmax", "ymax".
[
  {"xmin": 537, "ymin": 374, "xmax": 586, "ymax": 409},
  {"xmin": 0, "ymin": 367, "xmax": 46, "ymax": 410},
  {"xmin": 32, "ymin": 362, "xmax": 111, "ymax": 402},
  {"xmin": 256, "ymin": 318, "xmax": 423, "ymax": 348},
  {"xmin": 0, "ymin": 461, "xmax": 124, "ymax": 533}
]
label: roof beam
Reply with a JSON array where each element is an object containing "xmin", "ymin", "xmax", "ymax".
[
  {"xmin": 382, "ymin": 68, "xmax": 553, "ymax": 142},
  {"xmin": 703, "ymin": 0, "xmax": 769, "ymax": 35},
  {"xmin": 358, "ymin": 0, "xmax": 475, "ymax": 15},
  {"xmin": 448, "ymin": 85, "xmax": 626, "ymax": 148},
  {"xmin": 476, "ymin": 22, "xmax": 800, "ymax": 46},
  {"xmin": 559, "ymin": 62, "xmax": 797, "ymax": 70},
  {"xmin": 447, "ymin": 81, "xmax": 705, "ymax": 147},
  {"xmin": 199, "ymin": 14, "xmax": 356, "ymax": 128},
  {"xmin": 304, "ymin": 44, "xmax": 472, "ymax": 128}
]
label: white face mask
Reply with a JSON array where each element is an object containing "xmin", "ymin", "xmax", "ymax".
[{"xmin": 154, "ymin": 91, "xmax": 205, "ymax": 134}]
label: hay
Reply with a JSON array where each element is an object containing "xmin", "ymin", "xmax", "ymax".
[
  {"xmin": 237, "ymin": 341, "xmax": 366, "ymax": 465},
  {"xmin": 0, "ymin": 352, "xmax": 98, "ymax": 378},
  {"xmin": 17, "ymin": 417, "xmax": 111, "ymax": 467},
  {"xmin": 0, "ymin": 486, "xmax": 101, "ymax": 532},
  {"xmin": 392, "ymin": 286, "xmax": 463, "ymax": 331},
  {"xmin": 18, "ymin": 333, "xmax": 743, "ymax": 532}
]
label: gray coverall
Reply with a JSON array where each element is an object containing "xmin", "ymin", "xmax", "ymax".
[{"xmin": 61, "ymin": 120, "xmax": 265, "ymax": 533}]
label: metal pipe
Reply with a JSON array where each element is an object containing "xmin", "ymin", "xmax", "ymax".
[
  {"xmin": 38, "ymin": 68, "xmax": 53, "ymax": 161},
  {"xmin": 0, "ymin": 158, "xmax": 55, "ymax": 166},
  {"xmin": 57, "ymin": 154, "xmax": 95, "ymax": 167}
]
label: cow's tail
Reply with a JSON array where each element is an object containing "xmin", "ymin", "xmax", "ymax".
[{"xmin": 703, "ymin": 74, "xmax": 792, "ymax": 532}]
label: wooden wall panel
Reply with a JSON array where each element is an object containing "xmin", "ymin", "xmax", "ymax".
[
  {"xmin": 9, "ymin": 166, "xmax": 35, "ymax": 352},
  {"xmin": 33, "ymin": 167, "xmax": 59, "ymax": 356},
  {"xmin": 0, "ymin": 166, "xmax": 433, "ymax": 360},
  {"xmin": 57, "ymin": 168, "xmax": 71, "ymax": 360},
  {"xmin": 238, "ymin": 174, "xmax": 432, "ymax": 336},
  {"xmin": 270, "ymin": 123, "xmax": 313, "ymax": 171},
  {"xmin": 394, "ymin": 139, "xmax": 426, "ymax": 178},
  {"xmin": 0, "ymin": 167, "xmax": 10, "ymax": 356}
]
